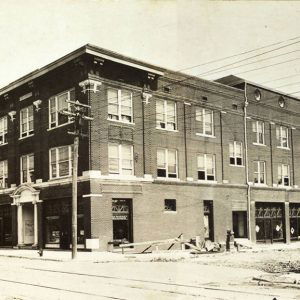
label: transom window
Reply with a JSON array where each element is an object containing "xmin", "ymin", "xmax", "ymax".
[
  {"xmin": 49, "ymin": 89, "xmax": 74, "ymax": 128},
  {"xmin": 278, "ymin": 164, "xmax": 290, "ymax": 186},
  {"xmin": 108, "ymin": 143, "xmax": 134, "ymax": 175},
  {"xmin": 164, "ymin": 199, "xmax": 176, "ymax": 212},
  {"xmin": 156, "ymin": 100, "xmax": 177, "ymax": 130},
  {"xmin": 21, "ymin": 154, "xmax": 34, "ymax": 183},
  {"xmin": 49, "ymin": 145, "xmax": 73, "ymax": 179},
  {"xmin": 229, "ymin": 141, "xmax": 243, "ymax": 166},
  {"xmin": 254, "ymin": 161, "xmax": 266, "ymax": 184},
  {"xmin": 0, "ymin": 116, "xmax": 7, "ymax": 145},
  {"xmin": 252, "ymin": 120, "xmax": 265, "ymax": 145},
  {"xmin": 195, "ymin": 107, "xmax": 214, "ymax": 136},
  {"xmin": 0, "ymin": 160, "xmax": 8, "ymax": 189},
  {"xmin": 157, "ymin": 148, "xmax": 178, "ymax": 178},
  {"xmin": 20, "ymin": 106, "xmax": 34, "ymax": 138},
  {"xmin": 108, "ymin": 89, "xmax": 133, "ymax": 123},
  {"xmin": 197, "ymin": 154, "xmax": 216, "ymax": 181},
  {"xmin": 276, "ymin": 125, "xmax": 289, "ymax": 148}
]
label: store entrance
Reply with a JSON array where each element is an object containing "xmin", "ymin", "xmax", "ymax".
[
  {"xmin": 255, "ymin": 203, "xmax": 285, "ymax": 243},
  {"xmin": 112, "ymin": 199, "xmax": 132, "ymax": 246}
]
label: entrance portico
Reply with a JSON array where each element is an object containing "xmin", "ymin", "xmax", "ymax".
[{"xmin": 10, "ymin": 184, "xmax": 42, "ymax": 248}]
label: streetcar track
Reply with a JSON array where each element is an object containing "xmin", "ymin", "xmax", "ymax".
[
  {"xmin": 0, "ymin": 277, "xmax": 125, "ymax": 300},
  {"xmin": 24, "ymin": 266, "xmax": 280, "ymax": 298}
]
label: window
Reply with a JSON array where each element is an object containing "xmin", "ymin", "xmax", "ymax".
[
  {"xmin": 0, "ymin": 160, "xmax": 8, "ymax": 188},
  {"xmin": 254, "ymin": 161, "xmax": 266, "ymax": 184},
  {"xmin": 164, "ymin": 199, "xmax": 176, "ymax": 212},
  {"xmin": 108, "ymin": 144, "xmax": 134, "ymax": 175},
  {"xmin": 20, "ymin": 106, "xmax": 34, "ymax": 138},
  {"xmin": 195, "ymin": 107, "xmax": 214, "ymax": 136},
  {"xmin": 49, "ymin": 89, "xmax": 74, "ymax": 128},
  {"xmin": 197, "ymin": 154, "xmax": 216, "ymax": 181},
  {"xmin": 156, "ymin": 100, "xmax": 177, "ymax": 130},
  {"xmin": 0, "ymin": 116, "xmax": 7, "ymax": 145},
  {"xmin": 157, "ymin": 148, "xmax": 178, "ymax": 178},
  {"xmin": 21, "ymin": 154, "xmax": 34, "ymax": 183},
  {"xmin": 276, "ymin": 125, "xmax": 289, "ymax": 148},
  {"xmin": 278, "ymin": 164, "xmax": 290, "ymax": 186},
  {"xmin": 229, "ymin": 142, "xmax": 243, "ymax": 166},
  {"xmin": 252, "ymin": 120, "xmax": 265, "ymax": 145},
  {"xmin": 49, "ymin": 145, "xmax": 73, "ymax": 179},
  {"xmin": 108, "ymin": 89, "xmax": 133, "ymax": 123}
]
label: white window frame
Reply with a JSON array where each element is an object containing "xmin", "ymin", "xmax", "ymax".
[
  {"xmin": 195, "ymin": 107, "xmax": 214, "ymax": 137},
  {"xmin": 278, "ymin": 164, "xmax": 290, "ymax": 187},
  {"xmin": 0, "ymin": 116, "xmax": 7, "ymax": 146},
  {"xmin": 276, "ymin": 125, "xmax": 289, "ymax": 149},
  {"xmin": 20, "ymin": 106, "xmax": 34, "ymax": 138},
  {"xmin": 20, "ymin": 153, "xmax": 34, "ymax": 184},
  {"xmin": 229, "ymin": 141, "xmax": 243, "ymax": 166},
  {"xmin": 48, "ymin": 90, "xmax": 73, "ymax": 129},
  {"xmin": 157, "ymin": 148, "xmax": 178, "ymax": 179},
  {"xmin": 156, "ymin": 100, "xmax": 177, "ymax": 131},
  {"xmin": 197, "ymin": 154, "xmax": 216, "ymax": 181},
  {"xmin": 107, "ymin": 88, "xmax": 133, "ymax": 123},
  {"xmin": 254, "ymin": 161, "xmax": 266, "ymax": 185},
  {"xmin": 49, "ymin": 145, "xmax": 73, "ymax": 179},
  {"xmin": 252, "ymin": 120, "xmax": 265, "ymax": 145},
  {"xmin": 0, "ymin": 160, "xmax": 8, "ymax": 189},
  {"xmin": 108, "ymin": 143, "xmax": 134, "ymax": 175}
]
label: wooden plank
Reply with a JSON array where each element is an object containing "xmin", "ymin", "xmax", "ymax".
[{"xmin": 120, "ymin": 238, "xmax": 182, "ymax": 248}]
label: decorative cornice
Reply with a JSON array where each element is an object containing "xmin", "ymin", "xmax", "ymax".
[{"xmin": 79, "ymin": 79, "xmax": 102, "ymax": 94}]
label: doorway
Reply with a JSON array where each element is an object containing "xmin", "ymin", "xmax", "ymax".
[
  {"xmin": 233, "ymin": 211, "xmax": 247, "ymax": 238},
  {"xmin": 203, "ymin": 200, "xmax": 214, "ymax": 241},
  {"xmin": 112, "ymin": 199, "xmax": 133, "ymax": 246},
  {"xmin": 22, "ymin": 204, "xmax": 34, "ymax": 245}
]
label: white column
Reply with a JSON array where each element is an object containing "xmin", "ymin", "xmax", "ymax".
[
  {"xmin": 17, "ymin": 204, "xmax": 24, "ymax": 245},
  {"xmin": 33, "ymin": 202, "xmax": 38, "ymax": 246}
]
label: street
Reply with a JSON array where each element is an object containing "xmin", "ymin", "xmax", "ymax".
[{"xmin": 0, "ymin": 249, "xmax": 300, "ymax": 299}]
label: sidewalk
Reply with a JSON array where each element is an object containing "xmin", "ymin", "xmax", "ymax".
[{"xmin": 0, "ymin": 240, "xmax": 300, "ymax": 263}]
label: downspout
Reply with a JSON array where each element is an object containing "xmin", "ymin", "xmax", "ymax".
[{"xmin": 244, "ymin": 82, "xmax": 251, "ymax": 241}]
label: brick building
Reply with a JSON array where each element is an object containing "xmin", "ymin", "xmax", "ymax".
[{"xmin": 0, "ymin": 45, "xmax": 299, "ymax": 251}]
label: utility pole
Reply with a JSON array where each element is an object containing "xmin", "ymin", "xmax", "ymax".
[{"xmin": 60, "ymin": 100, "xmax": 93, "ymax": 259}]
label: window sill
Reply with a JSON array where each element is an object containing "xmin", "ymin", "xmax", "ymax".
[
  {"xmin": 49, "ymin": 175, "xmax": 72, "ymax": 181},
  {"xmin": 107, "ymin": 118, "xmax": 135, "ymax": 126},
  {"xmin": 0, "ymin": 143, "xmax": 8, "ymax": 147},
  {"xmin": 277, "ymin": 146, "xmax": 290, "ymax": 150},
  {"xmin": 253, "ymin": 183, "xmax": 268, "ymax": 187},
  {"xmin": 164, "ymin": 211, "xmax": 177, "ymax": 214},
  {"xmin": 156, "ymin": 177, "xmax": 180, "ymax": 181},
  {"xmin": 253, "ymin": 143, "xmax": 266, "ymax": 147},
  {"xmin": 156, "ymin": 127, "xmax": 178, "ymax": 133},
  {"xmin": 195, "ymin": 133, "xmax": 216, "ymax": 138},
  {"xmin": 197, "ymin": 180, "xmax": 217, "ymax": 184},
  {"xmin": 229, "ymin": 164, "xmax": 245, "ymax": 168},
  {"xmin": 47, "ymin": 122, "xmax": 73, "ymax": 131},
  {"xmin": 19, "ymin": 134, "xmax": 34, "ymax": 141}
]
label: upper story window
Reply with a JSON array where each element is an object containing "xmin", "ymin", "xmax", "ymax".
[
  {"xmin": 49, "ymin": 89, "xmax": 74, "ymax": 129},
  {"xmin": 278, "ymin": 164, "xmax": 290, "ymax": 186},
  {"xmin": 229, "ymin": 141, "xmax": 243, "ymax": 166},
  {"xmin": 49, "ymin": 145, "xmax": 73, "ymax": 179},
  {"xmin": 21, "ymin": 154, "xmax": 34, "ymax": 184},
  {"xmin": 197, "ymin": 154, "xmax": 216, "ymax": 181},
  {"xmin": 0, "ymin": 160, "xmax": 8, "ymax": 189},
  {"xmin": 276, "ymin": 125, "xmax": 289, "ymax": 149},
  {"xmin": 254, "ymin": 161, "xmax": 266, "ymax": 184},
  {"xmin": 108, "ymin": 89, "xmax": 133, "ymax": 123},
  {"xmin": 195, "ymin": 107, "xmax": 214, "ymax": 136},
  {"xmin": 157, "ymin": 148, "xmax": 178, "ymax": 178},
  {"xmin": 20, "ymin": 106, "xmax": 34, "ymax": 138},
  {"xmin": 252, "ymin": 120, "xmax": 265, "ymax": 145},
  {"xmin": 108, "ymin": 143, "xmax": 134, "ymax": 175},
  {"xmin": 156, "ymin": 100, "xmax": 177, "ymax": 131},
  {"xmin": 0, "ymin": 116, "xmax": 7, "ymax": 145}
]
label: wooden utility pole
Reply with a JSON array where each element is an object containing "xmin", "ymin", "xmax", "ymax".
[{"xmin": 60, "ymin": 100, "xmax": 93, "ymax": 260}]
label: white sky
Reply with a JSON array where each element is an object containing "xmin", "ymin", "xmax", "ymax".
[{"xmin": 1, "ymin": 0, "xmax": 300, "ymax": 94}]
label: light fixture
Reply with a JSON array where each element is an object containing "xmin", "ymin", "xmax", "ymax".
[
  {"xmin": 8, "ymin": 110, "xmax": 16, "ymax": 121},
  {"xmin": 33, "ymin": 99, "xmax": 42, "ymax": 111}
]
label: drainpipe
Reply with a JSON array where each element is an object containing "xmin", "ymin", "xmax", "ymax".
[{"xmin": 244, "ymin": 82, "xmax": 251, "ymax": 241}]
